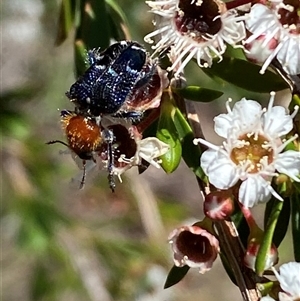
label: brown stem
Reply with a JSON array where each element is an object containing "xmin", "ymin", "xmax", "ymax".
[
  {"xmin": 214, "ymin": 221, "xmax": 260, "ymax": 301},
  {"xmin": 173, "ymin": 74, "xmax": 262, "ymax": 301}
]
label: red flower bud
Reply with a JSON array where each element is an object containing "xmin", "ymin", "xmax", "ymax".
[{"xmin": 204, "ymin": 190, "xmax": 235, "ymax": 220}]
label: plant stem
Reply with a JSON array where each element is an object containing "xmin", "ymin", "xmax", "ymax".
[{"xmin": 175, "ymin": 73, "xmax": 262, "ymax": 301}]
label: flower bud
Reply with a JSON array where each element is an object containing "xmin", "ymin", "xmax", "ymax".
[
  {"xmin": 240, "ymin": 205, "xmax": 279, "ymax": 272},
  {"xmin": 244, "ymin": 235, "xmax": 278, "ymax": 272},
  {"xmin": 204, "ymin": 190, "xmax": 235, "ymax": 220},
  {"xmin": 168, "ymin": 225, "xmax": 220, "ymax": 274}
]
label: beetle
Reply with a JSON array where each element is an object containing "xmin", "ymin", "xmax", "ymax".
[
  {"xmin": 47, "ymin": 110, "xmax": 119, "ymax": 191},
  {"xmin": 47, "ymin": 110, "xmax": 102, "ymax": 189},
  {"xmin": 66, "ymin": 41, "xmax": 157, "ymax": 119}
]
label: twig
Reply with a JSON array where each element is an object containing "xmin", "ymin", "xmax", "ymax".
[
  {"xmin": 174, "ymin": 74, "xmax": 261, "ymax": 301},
  {"xmin": 214, "ymin": 221, "xmax": 260, "ymax": 301}
]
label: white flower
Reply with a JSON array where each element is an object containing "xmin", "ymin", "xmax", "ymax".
[
  {"xmin": 144, "ymin": 0, "xmax": 246, "ymax": 76},
  {"xmin": 194, "ymin": 92, "xmax": 300, "ymax": 208},
  {"xmin": 275, "ymin": 262, "xmax": 300, "ymax": 300},
  {"xmin": 244, "ymin": 2, "xmax": 300, "ymax": 75},
  {"xmin": 97, "ymin": 124, "xmax": 169, "ymax": 182},
  {"xmin": 135, "ymin": 136, "xmax": 170, "ymax": 168},
  {"xmin": 261, "ymin": 262, "xmax": 300, "ymax": 301}
]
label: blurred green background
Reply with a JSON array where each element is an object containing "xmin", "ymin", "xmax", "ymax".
[{"xmin": 1, "ymin": 0, "xmax": 294, "ymax": 300}]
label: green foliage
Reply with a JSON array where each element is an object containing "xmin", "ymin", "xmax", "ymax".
[
  {"xmin": 231, "ymin": 209, "xmax": 249, "ymax": 249},
  {"xmin": 55, "ymin": 0, "xmax": 76, "ymax": 45},
  {"xmin": 55, "ymin": 0, "xmax": 130, "ymax": 76},
  {"xmin": 256, "ymin": 199, "xmax": 284, "ymax": 276},
  {"xmin": 164, "ymin": 265, "xmax": 190, "ymax": 289},
  {"xmin": 156, "ymin": 97, "xmax": 182, "ymax": 173},
  {"xmin": 264, "ymin": 197, "xmax": 290, "ymax": 248},
  {"xmin": 202, "ymin": 57, "xmax": 289, "ymax": 93},
  {"xmin": 173, "ymin": 107, "xmax": 205, "ymax": 180},
  {"xmin": 291, "ymin": 191, "xmax": 300, "ymax": 261},
  {"xmin": 172, "ymin": 86, "xmax": 223, "ymax": 102}
]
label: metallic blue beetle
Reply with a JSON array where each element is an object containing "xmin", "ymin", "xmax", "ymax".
[{"xmin": 66, "ymin": 41, "xmax": 156, "ymax": 118}]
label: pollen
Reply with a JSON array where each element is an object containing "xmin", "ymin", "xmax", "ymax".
[{"xmin": 230, "ymin": 133, "xmax": 274, "ymax": 173}]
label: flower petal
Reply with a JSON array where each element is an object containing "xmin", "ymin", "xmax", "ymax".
[
  {"xmin": 263, "ymin": 106, "xmax": 293, "ymax": 138},
  {"xmin": 245, "ymin": 4, "xmax": 277, "ymax": 35},
  {"xmin": 144, "ymin": 0, "xmax": 246, "ymax": 75},
  {"xmin": 201, "ymin": 149, "xmax": 240, "ymax": 189},
  {"xmin": 238, "ymin": 176, "xmax": 272, "ymax": 207},
  {"xmin": 231, "ymin": 99, "xmax": 262, "ymax": 131},
  {"xmin": 214, "ymin": 99, "xmax": 262, "ymax": 137},
  {"xmin": 245, "ymin": 3, "xmax": 300, "ymax": 76},
  {"xmin": 138, "ymin": 137, "xmax": 170, "ymax": 168},
  {"xmin": 274, "ymin": 151, "xmax": 300, "ymax": 182},
  {"xmin": 214, "ymin": 113, "xmax": 236, "ymax": 138},
  {"xmin": 275, "ymin": 262, "xmax": 300, "ymax": 297},
  {"xmin": 277, "ymin": 34, "xmax": 300, "ymax": 76}
]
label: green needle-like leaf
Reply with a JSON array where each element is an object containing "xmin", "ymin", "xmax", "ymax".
[
  {"xmin": 203, "ymin": 57, "xmax": 289, "ymax": 93},
  {"xmin": 157, "ymin": 99, "xmax": 182, "ymax": 173},
  {"xmin": 74, "ymin": 39, "xmax": 88, "ymax": 76},
  {"xmin": 173, "ymin": 108, "xmax": 206, "ymax": 180},
  {"xmin": 105, "ymin": 0, "xmax": 129, "ymax": 28},
  {"xmin": 172, "ymin": 86, "xmax": 223, "ymax": 102},
  {"xmin": 75, "ymin": 0, "xmax": 111, "ymax": 76},
  {"xmin": 219, "ymin": 252, "xmax": 237, "ymax": 286},
  {"xmin": 291, "ymin": 94, "xmax": 300, "ymax": 108},
  {"xmin": 164, "ymin": 265, "xmax": 190, "ymax": 289},
  {"xmin": 291, "ymin": 192, "xmax": 300, "ymax": 261},
  {"xmin": 255, "ymin": 199, "xmax": 283, "ymax": 275},
  {"xmin": 105, "ymin": 0, "xmax": 130, "ymax": 40},
  {"xmin": 55, "ymin": 0, "xmax": 76, "ymax": 45},
  {"xmin": 77, "ymin": 0, "xmax": 111, "ymax": 50},
  {"xmin": 231, "ymin": 209, "xmax": 249, "ymax": 249},
  {"xmin": 264, "ymin": 197, "xmax": 290, "ymax": 248}
]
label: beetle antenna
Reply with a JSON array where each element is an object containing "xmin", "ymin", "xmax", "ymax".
[{"xmin": 46, "ymin": 140, "xmax": 69, "ymax": 148}]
